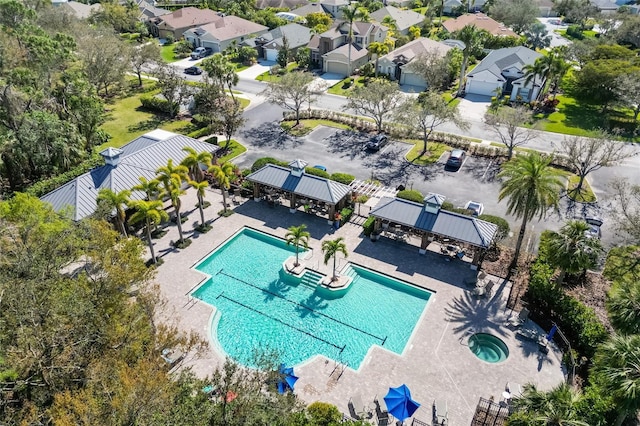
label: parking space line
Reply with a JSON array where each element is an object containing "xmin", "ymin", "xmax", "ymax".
[{"xmin": 480, "ymin": 159, "xmax": 494, "ymax": 181}]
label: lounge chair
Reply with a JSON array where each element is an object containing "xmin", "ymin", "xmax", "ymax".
[
  {"xmin": 506, "ymin": 382, "xmax": 523, "ymax": 397},
  {"xmin": 349, "ymin": 394, "xmax": 369, "ymax": 419},
  {"xmin": 472, "ymin": 280, "xmax": 495, "ymax": 298},
  {"xmin": 508, "ymin": 308, "xmax": 530, "ymax": 328},
  {"xmin": 433, "ymin": 399, "xmax": 448, "ymax": 425}
]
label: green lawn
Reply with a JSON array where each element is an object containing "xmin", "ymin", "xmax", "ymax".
[
  {"xmin": 255, "ymin": 62, "xmax": 298, "ymax": 82},
  {"xmin": 327, "ymin": 76, "xmax": 368, "ymax": 96},
  {"xmin": 405, "ymin": 141, "xmax": 449, "ymax": 165},
  {"xmin": 531, "ymin": 95, "xmax": 640, "ymax": 141},
  {"xmin": 567, "ymin": 175, "xmax": 597, "ymax": 203},
  {"xmin": 160, "ymin": 44, "xmax": 181, "ymax": 63},
  {"xmin": 442, "ymin": 92, "xmax": 461, "ymax": 108},
  {"xmin": 281, "ymin": 118, "xmax": 352, "ymax": 135},
  {"xmin": 232, "ymin": 62, "xmax": 250, "ymax": 72},
  {"xmin": 555, "ymin": 29, "xmax": 598, "ymax": 41},
  {"xmin": 216, "ymin": 139, "xmax": 247, "ymax": 162}
]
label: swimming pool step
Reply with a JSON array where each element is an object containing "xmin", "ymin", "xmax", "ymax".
[{"xmin": 300, "ymin": 270, "xmax": 324, "ymax": 287}]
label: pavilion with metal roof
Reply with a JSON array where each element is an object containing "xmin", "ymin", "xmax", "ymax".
[
  {"xmin": 245, "ymin": 159, "xmax": 352, "ymax": 220},
  {"xmin": 369, "ymin": 193, "xmax": 498, "ymax": 268},
  {"xmin": 40, "ymin": 130, "xmax": 219, "ymax": 221}
]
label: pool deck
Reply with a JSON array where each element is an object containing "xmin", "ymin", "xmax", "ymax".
[{"xmin": 152, "ymin": 188, "xmax": 566, "ymax": 425}]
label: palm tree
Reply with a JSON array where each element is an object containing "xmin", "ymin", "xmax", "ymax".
[
  {"xmin": 180, "ymin": 147, "xmax": 212, "ymax": 182},
  {"xmin": 368, "ymin": 42, "xmax": 389, "ymax": 77},
  {"xmin": 593, "ymin": 334, "xmax": 640, "ymax": 426},
  {"xmin": 606, "ymin": 280, "xmax": 640, "ymax": 335},
  {"xmin": 97, "ymin": 188, "xmax": 131, "ymax": 237},
  {"xmin": 547, "ymin": 48, "xmax": 570, "ymax": 100},
  {"xmin": 201, "ymin": 54, "xmax": 239, "ymax": 103},
  {"xmin": 166, "ymin": 177, "xmax": 187, "ymax": 243},
  {"xmin": 341, "ymin": 2, "xmax": 369, "ymax": 77},
  {"xmin": 453, "ymin": 25, "xmax": 485, "ymax": 97},
  {"xmin": 189, "ymin": 180, "xmax": 210, "ymax": 228},
  {"xmin": 156, "ymin": 159, "xmax": 188, "ymax": 196},
  {"xmin": 208, "ymin": 161, "xmax": 235, "ymax": 213},
  {"xmin": 546, "ymin": 220, "xmax": 602, "ymax": 284},
  {"xmin": 381, "ymin": 15, "xmax": 397, "ymax": 34},
  {"xmin": 128, "ymin": 200, "xmax": 169, "ymax": 264},
  {"xmin": 285, "ymin": 224, "xmax": 310, "ymax": 267},
  {"xmin": 498, "ymin": 152, "xmax": 564, "ymax": 269},
  {"xmin": 510, "ymin": 383, "xmax": 589, "ymax": 426},
  {"xmin": 321, "ymin": 237, "xmax": 348, "ymax": 281},
  {"xmin": 523, "ymin": 58, "xmax": 549, "ymax": 100},
  {"xmin": 132, "ymin": 176, "xmax": 162, "ymax": 201}
]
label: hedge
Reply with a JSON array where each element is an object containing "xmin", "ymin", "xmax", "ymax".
[
  {"xmin": 478, "ymin": 214, "xmax": 510, "ymax": 241},
  {"xmin": 339, "ymin": 207, "xmax": 353, "ymax": 226},
  {"xmin": 396, "ymin": 189, "xmax": 424, "ymax": 203},
  {"xmin": 251, "ymin": 157, "xmax": 288, "ymax": 172},
  {"xmin": 140, "ymin": 94, "xmax": 174, "ymax": 114},
  {"xmin": 304, "ymin": 166, "xmax": 330, "ymax": 179},
  {"xmin": 523, "ymin": 231, "xmax": 608, "ymax": 360},
  {"xmin": 330, "ymin": 172, "xmax": 355, "ymax": 185},
  {"xmin": 26, "ymin": 154, "xmax": 104, "ymax": 198},
  {"xmin": 362, "ymin": 216, "xmax": 375, "ymax": 236}
]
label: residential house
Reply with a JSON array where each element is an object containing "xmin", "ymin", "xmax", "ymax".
[
  {"xmin": 292, "ymin": 2, "xmax": 328, "ymax": 18},
  {"xmin": 532, "ymin": 0, "xmax": 558, "ymax": 17},
  {"xmin": 376, "ymin": 37, "xmax": 453, "ymax": 89},
  {"xmin": 311, "ymin": 21, "xmax": 387, "ymax": 75},
  {"xmin": 370, "ymin": 6, "xmax": 425, "ymax": 35},
  {"xmin": 151, "ymin": 7, "xmax": 221, "ymax": 39},
  {"xmin": 464, "ymin": 46, "xmax": 543, "ymax": 100},
  {"xmin": 442, "ymin": 0, "xmax": 487, "ymax": 14},
  {"xmin": 40, "ymin": 130, "xmax": 219, "ymax": 222},
  {"xmin": 591, "ymin": 0, "xmax": 620, "ymax": 13},
  {"xmin": 318, "ymin": 0, "xmax": 349, "ymax": 18},
  {"xmin": 136, "ymin": 0, "xmax": 170, "ymax": 22},
  {"xmin": 61, "ymin": 1, "xmax": 101, "ymax": 19},
  {"xmin": 183, "ymin": 16, "xmax": 269, "ymax": 53},
  {"xmin": 244, "ymin": 23, "xmax": 312, "ymax": 61},
  {"xmin": 255, "ymin": 0, "xmax": 308, "ymax": 9},
  {"xmin": 442, "ymin": 13, "xmax": 518, "ymax": 37}
]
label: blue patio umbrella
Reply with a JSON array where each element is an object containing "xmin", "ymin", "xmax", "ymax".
[
  {"xmin": 546, "ymin": 324, "xmax": 558, "ymax": 341},
  {"xmin": 277, "ymin": 364, "xmax": 299, "ymax": 394},
  {"xmin": 383, "ymin": 384, "xmax": 421, "ymax": 422}
]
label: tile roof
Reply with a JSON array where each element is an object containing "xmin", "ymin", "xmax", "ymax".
[
  {"xmin": 468, "ymin": 46, "xmax": 541, "ymax": 79},
  {"xmin": 323, "ymin": 42, "xmax": 368, "ymax": 60},
  {"xmin": 255, "ymin": 0, "xmax": 308, "ymax": 9},
  {"xmin": 378, "ymin": 37, "xmax": 452, "ymax": 63},
  {"xmin": 156, "ymin": 7, "xmax": 221, "ymax": 30},
  {"xmin": 246, "ymin": 164, "xmax": 352, "ymax": 204},
  {"xmin": 370, "ymin": 197, "xmax": 497, "ymax": 248},
  {"xmin": 443, "ymin": 13, "xmax": 518, "ymax": 37},
  {"xmin": 62, "ymin": 1, "xmax": 101, "ymax": 19},
  {"xmin": 292, "ymin": 2, "xmax": 327, "ymax": 16},
  {"xmin": 194, "ymin": 16, "xmax": 269, "ymax": 42},
  {"xmin": 253, "ymin": 23, "xmax": 312, "ymax": 50},
  {"xmin": 40, "ymin": 132, "xmax": 220, "ymax": 221},
  {"xmin": 370, "ymin": 6, "xmax": 425, "ymax": 32}
]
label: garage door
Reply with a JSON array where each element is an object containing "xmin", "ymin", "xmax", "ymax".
[
  {"xmin": 466, "ymin": 79, "xmax": 501, "ymax": 97},
  {"xmin": 265, "ymin": 49, "xmax": 278, "ymax": 62},
  {"xmin": 325, "ymin": 61, "xmax": 349, "ymax": 77},
  {"xmin": 202, "ymin": 42, "xmax": 220, "ymax": 53},
  {"xmin": 401, "ymin": 72, "xmax": 426, "ymax": 89}
]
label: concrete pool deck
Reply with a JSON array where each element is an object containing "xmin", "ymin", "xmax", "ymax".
[{"xmin": 151, "ymin": 187, "xmax": 566, "ymax": 425}]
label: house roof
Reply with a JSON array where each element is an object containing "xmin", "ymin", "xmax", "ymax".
[
  {"xmin": 61, "ymin": 1, "xmax": 101, "ymax": 19},
  {"xmin": 292, "ymin": 2, "xmax": 328, "ymax": 16},
  {"xmin": 467, "ymin": 46, "xmax": 542, "ymax": 79},
  {"xmin": 320, "ymin": 0, "xmax": 348, "ymax": 5},
  {"xmin": 323, "ymin": 42, "xmax": 368, "ymax": 60},
  {"xmin": 137, "ymin": 0, "xmax": 169, "ymax": 20},
  {"xmin": 590, "ymin": 0, "xmax": 618, "ymax": 9},
  {"xmin": 155, "ymin": 7, "xmax": 221, "ymax": 30},
  {"xmin": 40, "ymin": 131, "xmax": 220, "ymax": 221},
  {"xmin": 188, "ymin": 16, "xmax": 268, "ymax": 42},
  {"xmin": 378, "ymin": 37, "xmax": 452, "ymax": 64},
  {"xmin": 250, "ymin": 23, "xmax": 312, "ymax": 50},
  {"xmin": 246, "ymin": 164, "xmax": 352, "ymax": 204},
  {"xmin": 370, "ymin": 197, "xmax": 498, "ymax": 248},
  {"xmin": 443, "ymin": 13, "xmax": 518, "ymax": 37},
  {"xmin": 256, "ymin": 0, "xmax": 308, "ymax": 9},
  {"xmin": 370, "ymin": 6, "xmax": 425, "ymax": 32}
]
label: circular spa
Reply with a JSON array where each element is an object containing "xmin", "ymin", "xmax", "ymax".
[{"xmin": 468, "ymin": 333, "xmax": 509, "ymax": 363}]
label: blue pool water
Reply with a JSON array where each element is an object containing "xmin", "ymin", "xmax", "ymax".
[{"xmin": 192, "ymin": 228, "xmax": 432, "ymax": 369}]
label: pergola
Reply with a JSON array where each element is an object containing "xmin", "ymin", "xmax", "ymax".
[
  {"xmin": 246, "ymin": 160, "xmax": 353, "ymax": 221},
  {"xmin": 369, "ymin": 193, "xmax": 498, "ymax": 269}
]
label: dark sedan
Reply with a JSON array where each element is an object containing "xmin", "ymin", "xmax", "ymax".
[
  {"xmin": 184, "ymin": 66, "xmax": 203, "ymax": 75},
  {"xmin": 445, "ymin": 149, "xmax": 466, "ymax": 170}
]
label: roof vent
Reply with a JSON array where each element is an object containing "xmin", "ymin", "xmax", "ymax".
[
  {"xmin": 423, "ymin": 192, "xmax": 445, "ymax": 214},
  {"xmin": 100, "ymin": 147, "xmax": 123, "ymax": 167},
  {"xmin": 289, "ymin": 159, "xmax": 308, "ymax": 177}
]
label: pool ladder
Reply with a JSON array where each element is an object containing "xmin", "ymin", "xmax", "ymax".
[{"xmin": 460, "ymin": 328, "xmax": 475, "ymax": 346}]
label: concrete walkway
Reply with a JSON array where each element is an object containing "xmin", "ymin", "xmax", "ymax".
[
  {"xmin": 237, "ymin": 60, "xmax": 276, "ymax": 80},
  {"xmin": 148, "ymin": 186, "xmax": 566, "ymax": 426}
]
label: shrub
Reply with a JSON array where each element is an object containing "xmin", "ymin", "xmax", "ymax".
[
  {"xmin": 339, "ymin": 207, "xmax": 354, "ymax": 226},
  {"xmin": 140, "ymin": 94, "xmax": 174, "ymax": 114},
  {"xmin": 164, "ymin": 35, "xmax": 174, "ymax": 45},
  {"xmin": 566, "ymin": 25, "xmax": 584, "ymax": 40},
  {"xmin": 251, "ymin": 157, "xmax": 288, "ymax": 172},
  {"xmin": 304, "ymin": 166, "xmax": 330, "ymax": 179},
  {"xmin": 204, "ymin": 135, "xmax": 219, "ymax": 145},
  {"xmin": 187, "ymin": 127, "xmax": 210, "ymax": 139},
  {"xmin": 306, "ymin": 402, "xmax": 342, "ymax": 426},
  {"xmin": 330, "ymin": 172, "xmax": 355, "ymax": 185},
  {"xmin": 478, "ymin": 214, "xmax": 510, "ymax": 241},
  {"xmin": 26, "ymin": 154, "xmax": 104, "ymax": 198},
  {"xmin": 396, "ymin": 189, "xmax": 424, "ymax": 203},
  {"xmin": 342, "ymin": 77, "xmax": 353, "ymax": 89},
  {"xmin": 362, "ymin": 216, "xmax": 375, "ymax": 236}
]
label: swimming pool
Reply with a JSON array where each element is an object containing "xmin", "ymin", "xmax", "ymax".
[{"xmin": 192, "ymin": 228, "xmax": 432, "ymax": 369}]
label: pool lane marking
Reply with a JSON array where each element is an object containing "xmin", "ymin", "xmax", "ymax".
[
  {"xmin": 217, "ymin": 270, "xmax": 387, "ymax": 344},
  {"xmin": 217, "ymin": 292, "xmax": 346, "ymax": 352}
]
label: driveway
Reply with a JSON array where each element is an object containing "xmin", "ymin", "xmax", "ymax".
[
  {"xmin": 536, "ymin": 18, "xmax": 571, "ymax": 48},
  {"xmin": 237, "ymin": 60, "xmax": 275, "ymax": 80},
  {"xmin": 309, "ymin": 73, "xmax": 343, "ymax": 93},
  {"xmin": 457, "ymin": 94, "xmax": 492, "ymax": 122},
  {"xmin": 171, "ymin": 56, "xmax": 206, "ymax": 70}
]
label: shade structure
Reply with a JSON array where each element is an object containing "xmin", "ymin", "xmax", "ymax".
[
  {"xmin": 383, "ymin": 384, "xmax": 421, "ymax": 422},
  {"xmin": 546, "ymin": 324, "xmax": 557, "ymax": 341},
  {"xmin": 277, "ymin": 364, "xmax": 299, "ymax": 394}
]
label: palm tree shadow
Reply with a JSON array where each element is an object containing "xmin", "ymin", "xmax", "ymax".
[
  {"xmin": 296, "ymin": 293, "xmax": 329, "ymax": 318},
  {"xmin": 263, "ymin": 279, "xmax": 290, "ymax": 302}
]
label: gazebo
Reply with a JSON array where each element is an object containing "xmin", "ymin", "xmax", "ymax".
[
  {"xmin": 246, "ymin": 159, "xmax": 353, "ymax": 221},
  {"xmin": 369, "ymin": 193, "xmax": 498, "ymax": 269}
]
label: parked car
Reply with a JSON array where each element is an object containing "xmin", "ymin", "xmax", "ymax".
[
  {"xmin": 445, "ymin": 149, "xmax": 466, "ymax": 170},
  {"xmin": 190, "ymin": 47, "xmax": 213, "ymax": 59},
  {"xmin": 585, "ymin": 217, "xmax": 603, "ymax": 239},
  {"xmin": 365, "ymin": 134, "xmax": 389, "ymax": 151},
  {"xmin": 464, "ymin": 201, "xmax": 484, "ymax": 216},
  {"xmin": 184, "ymin": 66, "xmax": 203, "ymax": 75},
  {"xmin": 312, "ymin": 165, "xmax": 327, "ymax": 171}
]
